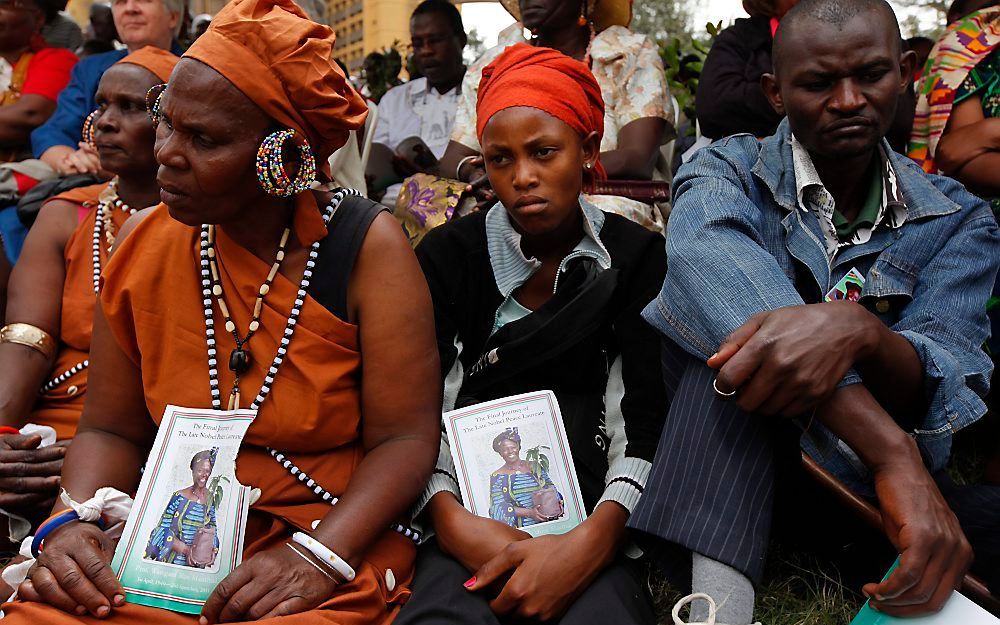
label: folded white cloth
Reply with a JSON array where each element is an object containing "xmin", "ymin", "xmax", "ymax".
[{"xmin": 0, "ymin": 487, "xmax": 134, "ymax": 607}]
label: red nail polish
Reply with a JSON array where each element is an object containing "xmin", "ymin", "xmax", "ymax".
[{"xmin": 463, "ymin": 576, "xmax": 476, "ymax": 589}]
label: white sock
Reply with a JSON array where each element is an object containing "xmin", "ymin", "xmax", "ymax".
[{"xmin": 690, "ymin": 552, "xmax": 756, "ymax": 624}]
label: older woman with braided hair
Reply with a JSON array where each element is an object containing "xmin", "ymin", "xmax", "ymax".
[{"xmin": 2, "ymin": 0, "xmax": 441, "ymax": 622}]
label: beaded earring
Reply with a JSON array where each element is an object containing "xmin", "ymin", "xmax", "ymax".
[
  {"xmin": 81, "ymin": 109, "xmax": 99, "ymax": 149},
  {"xmin": 255, "ymin": 129, "xmax": 317, "ymax": 197},
  {"xmin": 145, "ymin": 83, "xmax": 167, "ymax": 126}
]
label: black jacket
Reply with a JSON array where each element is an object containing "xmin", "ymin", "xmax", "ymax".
[
  {"xmin": 415, "ymin": 210, "xmax": 669, "ymax": 512},
  {"xmin": 696, "ymin": 15, "xmax": 784, "ymax": 139}
]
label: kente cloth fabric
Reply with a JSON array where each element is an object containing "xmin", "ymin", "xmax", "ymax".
[
  {"xmin": 183, "ymin": 0, "xmax": 369, "ymax": 165},
  {"xmin": 476, "ymin": 43, "xmax": 607, "ymax": 181},
  {"xmin": 0, "ymin": 197, "xmax": 413, "ymax": 624},
  {"xmin": 955, "ymin": 48, "xmax": 1000, "ymax": 212},
  {"xmin": 115, "ymin": 46, "xmax": 180, "ymax": 83},
  {"xmin": 28, "ymin": 183, "xmax": 119, "ymax": 440},
  {"xmin": 488, "ymin": 470, "xmax": 558, "ymax": 528},
  {"xmin": 144, "ymin": 492, "xmax": 218, "ymax": 566},
  {"xmin": 908, "ymin": 7, "xmax": 1000, "ymax": 172},
  {"xmin": 453, "ymin": 25, "xmax": 672, "ymax": 233}
]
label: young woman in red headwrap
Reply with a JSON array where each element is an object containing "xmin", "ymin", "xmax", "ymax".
[
  {"xmin": 0, "ymin": 47, "xmax": 177, "ymax": 541},
  {"xmin": 396, "ymin": 44, "xmax": 668, "ymax": 625},
  {"xmin": 435, "ymin": 0, "xmax": 673, "ymax": 234},
  {"xmin": 2, "ymin": 0, "xmax": 441, "ymax": 623}
]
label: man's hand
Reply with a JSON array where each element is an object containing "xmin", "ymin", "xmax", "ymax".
[
  {"xmin": 0, "ymin": 434, "xmax": 65, "ymax": 510},
  {"xmin": 708, "ymin": 302, "xmax": 880, "ymax": 417},
  {"xmin": 864, "ymin": 441, "xmax": 972, "ymax": 617},
  {"xmin": 432, "ymin": 493, "xmax": 529, "ymax": 572},
  {"xmin": 57, "ymin": 143, "xmax": 102, "ymax": 176},
  {"xmin": 19, "ymin": 521, "xmax": 124, "ymax": 618},
  {"xmin": 199, "ymin": 544, "xmax": 338, "ymax": 623},
  {"xmin": 38, "ymin": 145, "xmax": 75, "ymax": 174}
]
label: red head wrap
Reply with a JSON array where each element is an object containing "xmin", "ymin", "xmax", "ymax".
[{"xmin": 476, "ymin": 43, "xmax": 606, "ymax": 180}]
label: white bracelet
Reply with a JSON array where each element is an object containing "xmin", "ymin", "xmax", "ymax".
[
  {"xmin": 291, "ymin": 532, "xmax": 356, "ymax": 582},
  {"xmin": 455, "ymin": 154, "xmax": 479, "ymax": 181},
  {"xmin": 286, "ymin": 543, "xmax": 334, "ymax": 581}
]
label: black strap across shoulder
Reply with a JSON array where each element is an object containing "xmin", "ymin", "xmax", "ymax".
[{"xmin": 307, "ymin": 192, "xmax": 387, "ymax": 321}]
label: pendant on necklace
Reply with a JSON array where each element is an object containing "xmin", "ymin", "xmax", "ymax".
[{"xmin": 229, "ymin": 348, "xmax": 251, "ymax": 374}]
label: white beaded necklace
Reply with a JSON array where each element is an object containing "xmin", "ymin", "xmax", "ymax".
[
  {"xmin": 42, "ymin": 180, "xmax": 136, "ymax": 397},
  {"xmin": 198, "ymin": 188, "xmax": 419, "ymax": 543},
  {"xmin": 91, "ymin": 178, "xmax": 137, "ymax": 293}
]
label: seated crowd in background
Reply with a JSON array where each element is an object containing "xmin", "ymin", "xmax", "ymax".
[{"xmin": 0, "ymin": 0, "xmax": 995, "ymax": 624}]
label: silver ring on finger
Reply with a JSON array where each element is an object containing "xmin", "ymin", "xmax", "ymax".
[{"xmin": 712, "ymin": 378, "xmax": 737, "ymax": 398}]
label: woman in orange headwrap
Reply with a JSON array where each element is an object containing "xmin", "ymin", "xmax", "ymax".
[
  {"xmin": 2, "ymin": 0, "xmax": 440, "ymax": 623},
  {"xmin": 0, "ymin": 47, "xmax": 177, "ymax": 540},
  {"xmin": 396, "ymin": 44, "xmax": 667, "ymax": 625}
]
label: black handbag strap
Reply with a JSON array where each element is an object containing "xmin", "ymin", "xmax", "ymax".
[
  {"xmin": 461, "ymin": 260, "xmax": 621, "ymax": 395},
  {"xmin": 307, "ymin": 192, "xmax": 387, "ymax": 321}
]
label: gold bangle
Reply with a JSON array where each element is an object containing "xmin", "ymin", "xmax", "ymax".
[{"xmin": 0, "ymin": 323, "xmax": 56, "ymax": 361}]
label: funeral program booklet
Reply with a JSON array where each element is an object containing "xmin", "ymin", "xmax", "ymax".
[
  {"xmin": 443, "ymin": 391, "xmax": 587, "ymax": 537},
  {"xmin": 111, "ymin": 405, "xmax": 253, "ymax": 614},
  {"xmin": 851, "ymin": 560, "xmax": 999, "ymax": 625}
]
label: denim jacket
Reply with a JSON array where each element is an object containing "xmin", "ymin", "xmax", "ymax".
[{"xmin": 644, "ymin": 119, "xmax": 999, "ymax": 490}]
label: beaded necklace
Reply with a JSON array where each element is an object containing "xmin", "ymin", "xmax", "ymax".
[
  {"xmin": 199, "ymin": 188, "xmax": 419, "ymax": 543},
  {"xmin": 91, "ymin": 178, "xmax": 137, "ymax": 293},
  {"xmin": 41, "ymin": 180, "xmax": 136, "ymax": 397},
  {"xmin": 205, "ymin": 223, "xmax": 290, "ymax": 410}
]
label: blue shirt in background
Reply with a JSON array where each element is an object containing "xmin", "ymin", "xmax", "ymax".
[{"xmin": 31, "ymin": 42, "xmax": 184, "ymax": 159}]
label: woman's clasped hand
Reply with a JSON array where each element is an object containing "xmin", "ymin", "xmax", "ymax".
[
  {"xmin": 197, "ymin": 545, "xmax": 339, "ymax": 624},
  {"xmin": 19, "ymin": 521, "xmax": 123, "ymax": 619}
]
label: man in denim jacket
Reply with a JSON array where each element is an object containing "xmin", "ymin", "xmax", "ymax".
[{"xmin": 628, "ymin": 0, "xmax": 1000, "ymax": 621}]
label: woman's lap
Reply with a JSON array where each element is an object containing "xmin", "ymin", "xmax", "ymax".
[
  {"xmin": 394, "ymin": 538, "xmax": 655, "ymax": 625},
  {"xmin": 1, "ymin": 512, "xmax": 407, "ymax": 625}
]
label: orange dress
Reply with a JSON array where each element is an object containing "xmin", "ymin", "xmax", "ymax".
[
  {"xmin": 2, "ymin": 197, "xmax": 413, "ymax": 624},
  {"xmin": 30, "ymin": 183, "xmax": 128, "ymax": 440}
]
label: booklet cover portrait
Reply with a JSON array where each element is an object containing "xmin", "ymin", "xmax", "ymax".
[
  {"xmin": 444, "ymin": 391, "xmax": 587, "ymax": 537},
  {"xmin": 111, "ymin": 406, "xmax": 253, "ymax": 614}
]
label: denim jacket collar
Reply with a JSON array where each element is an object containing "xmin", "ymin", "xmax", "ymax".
[{"xmin": 752, "ymin": 118, "xmax": 962, "ymax": 223}]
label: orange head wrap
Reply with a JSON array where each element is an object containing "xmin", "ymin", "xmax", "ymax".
[
  {"xmin": 115, "ymin": 46, "xmax": 180, "ymax": 83},
  {"xmin": 476, "ymin": 43, "xmax": 606, "ymax": 181},
  {"xmin": 182, "ymin": 0, "xmax": 368, "ymax": 164}
]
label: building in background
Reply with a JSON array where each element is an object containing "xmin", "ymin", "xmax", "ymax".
[{"xmin": 330, "ymin": 0, "xmax": 419, "ymax": 72}]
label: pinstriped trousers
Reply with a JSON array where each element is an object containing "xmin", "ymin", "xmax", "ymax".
[
  {"xmin": 628, "ymin": 340, "xmax": 1000, "ymax": 590},
  {"xmin": 627, "ymin": 342, "xmax": 782, "ymax": 584}
]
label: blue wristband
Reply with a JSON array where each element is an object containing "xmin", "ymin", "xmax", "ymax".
[{"xmin": 30, "ymin": 510, "xmax": 107, "ymax": 558}]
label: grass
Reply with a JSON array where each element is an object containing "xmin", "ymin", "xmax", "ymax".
[
  {"xmin": 649, "ymin": 400, "xmax": 998, "ymax": 625},
  {"xmin": 650, "ymin": 547, "xmax": 863, "ymax": 625}
]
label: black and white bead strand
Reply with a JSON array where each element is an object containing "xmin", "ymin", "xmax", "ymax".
[
  {"xmin": 199, "ymin": 189, "xmax": 420, "ymax": 544},
  {"xmin": 269, "ymin": 449, "xmax": 421, "ymax": 542},
  {"xmin": 91, "ymin": 179, "xmax": 137, "ymax": 293},
  {"xmin": 40, "ymin": 359, "xmax": 89, "ymax": 395}
]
